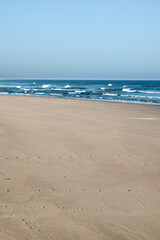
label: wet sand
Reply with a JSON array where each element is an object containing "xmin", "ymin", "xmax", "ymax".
[{"xmin": 0, "ymin": 95, "xmax": 160, "ymax": 240}]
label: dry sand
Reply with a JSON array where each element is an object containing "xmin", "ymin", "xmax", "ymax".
[{"xmin": 0, "ymin": 95, "xmax": 160, "ymax": 240}]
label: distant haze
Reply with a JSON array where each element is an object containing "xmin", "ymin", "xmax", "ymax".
[{"xmin": 0, "ymin": 0, "xmax": 160, "ymax": 80}]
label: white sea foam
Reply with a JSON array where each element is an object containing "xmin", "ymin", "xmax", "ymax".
[
  {"xmin": 55, "ymin": 88, "xmax": 69, "ymax": 91},
  {"xmin": 108, "ymin": 84, "xmax": 112, "ymax": 86},
  {"xmin": 16, "ymin": 86, "xmax": 21, "ymax": 89},
  {"xmin": 101, "ymin": 87, "xmax": 105, "ymax": 90},
  {"xmin": 42, "ymin": 84, "xmax": 51, "ymax": 88},
  {"xmin": 138, "ymin": 90, "xmax": 160, "ymax": 94},
  {"xmin": 14, "ymin": 93, "xmax": 24, "ymax": 95},
  {"xmin": 121, "ymin": 94, "xmax": 160, "ymax": 99},
  {"xmin": 122, "ymin": 88, "xmax": 136, "ymax": 92},
  {"xmin": 23, "ymin": 88, "xmax": 30, "ymax": 91},
  {"xmin": 0, "ymin": 92, "xmax": 8, "ymax": 95},
  {"xmin": 50, "ymin": 93, "xmax": 62, "ymax": 96},
  {"xmin": 35, "ymin": 92, "xmax": 45, "ymax": 95},
  {"xmin": 64, "ymin": 85, "xmax": 71, "ymax": 88},
  {"xmin": 75, "ymin": 90, "xmax": 86, "ymax": 94},
  {"xmin": 103, "ymin": 93, "xmax": 117, "ymax": 96},
  {"xmin": 0, "ymin": 85, "xmax": 14, "ymax": 88}
]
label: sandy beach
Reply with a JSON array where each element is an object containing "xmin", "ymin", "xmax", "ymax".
[{"xmin": 0, "ymin": 95, "xmax": 160, "ymax": 240}]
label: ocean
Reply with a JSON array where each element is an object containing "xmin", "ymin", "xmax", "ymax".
[{"xmin": 0, "ymin": 80, "xmax": 160, "ymax": 105}]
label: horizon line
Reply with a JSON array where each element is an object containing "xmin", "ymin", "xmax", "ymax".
[{"xmin": 0, "ymin": 78, "xmax": 160, "ymax": 81}]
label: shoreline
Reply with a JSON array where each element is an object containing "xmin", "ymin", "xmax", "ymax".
[
  {"xmin": 0, "ymin": 95, "xmax": 160, "ymax": 240},
  {"xmin": 0, "ymin": 79, "xmax": 160, "ymax": 106},
  {"xmin": 1, "ymin": 94, "xmax": 160, "ymax": 107}
]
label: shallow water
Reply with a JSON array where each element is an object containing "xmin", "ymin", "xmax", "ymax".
[{"xmin": 0, "ymin": 80, "xmax": 160, "ymax": 105}]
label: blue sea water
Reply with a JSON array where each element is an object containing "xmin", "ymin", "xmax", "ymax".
[{"xmin": 0, "ymin": 80, "xmax": 160, "ymax": 105}]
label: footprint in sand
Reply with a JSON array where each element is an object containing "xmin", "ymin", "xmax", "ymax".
[
  {"xmin": 34, "ymin": 189, "xmax": 41, "ymax": 192},
  {"xmin": 78, "ymin": 208, "xmax": 85, "ymax": 211},
  {"xmin": 3, "ymin": 178, "xmax": 10, "ymax": 180},
  {"xmin": 4, "ymin": 189, "xmax": 10, "ymax": 192},
  {"xmin": 154, "ymin": 190, "xmax": 159, "ymax": 193},
  {"xmin": 23, "ymin": 222, "xmax": 28, "ymax": 226},
  {"xmin": 27, "ymin": 226, "xmax": 32, "ymax": 229},
  {"xmin": 66, "ymin": 189, "xmax": 72, "ymax": 192},
  {"xmin": 97, "ymin": 189, "xmax": 101, "ymax": 192},
  {"xmin": 57, "ymin": 206, "xmax": 64, "ymax": 209}
]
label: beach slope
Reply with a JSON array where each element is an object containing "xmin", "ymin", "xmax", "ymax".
[{"xmin": 0, "ymin": 96, "xmax": 160, "ymax": 240}]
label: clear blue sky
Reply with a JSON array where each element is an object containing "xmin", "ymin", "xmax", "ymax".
[{"xmin": 0, "ymin": 0, "xmax": 160, "ymax": 79}]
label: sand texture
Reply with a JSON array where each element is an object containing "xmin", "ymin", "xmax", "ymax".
[{"xmin": 0, "ymin": 95, "xmax": 160, "ymax": 240}]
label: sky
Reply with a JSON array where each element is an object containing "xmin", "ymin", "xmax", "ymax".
[{"xmin": 0, "ymin": 0, "xmax": 160, "ymax": 80}]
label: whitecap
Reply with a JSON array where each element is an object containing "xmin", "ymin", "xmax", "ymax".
[
  {"xmin": 75, "ymin": 90, "xmax": 86, "ymax": 94},
  {"xmin": 138, "ymin": 90, "xmax": 160, "ymax": 94},
  {"xmin": 122, "ymin": 88, "xmax": 136, "ymax": 92},
  {"xmin": 103, "ymin": 93, "xmax": 117, "ymax": 96},
  {"xmin": 55, "ymin": 88, "xmax": 69, "ymax": 91},
  {"xmin": 64, "ymin": 85, "xmax": 71, "ymax": 88},
  {"xmin": 108, "ymin": 84, "xmax": 112, "ymax": 86},
  {"xmin": 101, "ymin": 88, "xmax": 105, "ymax": 90},
  {"xmin": 42, "ymin": 84, "xmax": 51, "ymax": 88},
  {"xmin": 16, "ymin": 86, "xmax": 21, "ymax": 89}
]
